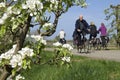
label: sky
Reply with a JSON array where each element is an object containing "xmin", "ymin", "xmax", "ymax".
[{"xmin": 32, "ymin": 0, "xmax": 120, "ymax": 40}]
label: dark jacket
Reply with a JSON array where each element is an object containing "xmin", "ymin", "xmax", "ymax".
[
  {"xmin": 72, "ymin": 30, "xmax": 78, "ymax": 39},
  {"xmin": 75, "ymin": 19, "xmax": 89, "ymax": 34},
  {"xmin": 89, "ymin": 25, "xmax": 97, "ymax": 35}
]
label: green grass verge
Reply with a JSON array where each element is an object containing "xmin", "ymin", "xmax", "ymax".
[{"xmin": 21, "ymin": 51, "xmax": 120, "ymax": 80}]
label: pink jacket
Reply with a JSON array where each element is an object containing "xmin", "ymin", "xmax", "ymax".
[{"xmin": 98, "ymin": 26, "xmax": 107, "ymax": 36}]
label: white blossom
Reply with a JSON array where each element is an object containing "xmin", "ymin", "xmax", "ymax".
[
  {"xmin": 34, "ymin": 12, "xmax": 37, "ymax": 15},
  {"xmin": 22, "ymin": 4, "xmax": 28, "ymax": 9},
  {"xmin": 26, "ymin": 35, "xmax": 47, "ymax": 45},
  {"xmin": 7, "ymin": 6, "xmax": 13, "ymax": 14},
  {"xmin": 53, "ymin": 42, "xmax": 62, "ymax": 47},
  {"xmin": 26, "ymin": 35, "xmax": 36, "ymax": 43},
  {"xmin": 62, "ymin": 57, "xmax": 70, "ymax": 62},
  {"xmin": 0, "ymin": 19, "xmax": 4, "ymax": 24},
  {"xmin": 50, "ymin": 0, "xmax": 56, "ymax": 4},
  {"xmin": 26, "ymin": 0, "xmax": 35, "ymax": 10},
  {"xmin": 41, "ymin": 39, "xmax": 47, "ymax": 45},
  {"xmin": 0, "ymin": 2, "xmax": 5, "ymax": 7},
  {"xmin": 8, "ymin": 47, "xmax": 34, "ymax": 68},
  {"xmin": 0, "ymin": 13, "xmax": 9, "ymax": 24},
  {"xmin": 37, "ymin": 2, "xmax": 43, "ymax": 10},
  {"xmin": 32, "ymin": 35, "xmax": 41, "ymax": 41},
  {"xmin": 43, "ymin": 22, "xmax": 53, "ymax": 29},
  {"xmin": 50, "ymin": 4, "xmax": 53, "ymax": 9},
  {"xmin": 18, "ymin": 47, "xmax": 34, "ymax": 58},
  {"xmin": 81, "ymin": 3, "xmax": 88, "ymax": 7},
  {"xmin": 12, "ymin": 17, "xmax": 15, "ymax": 20},
  {"xmin": 26, "ymin": 0, "xmax": 43, "ymax": 10},
  {"xmin": 9, "ymin": 54, "xmax": 23, "ymax": 68},
  {"xmin": 62, "ymin": 44, "xmax": 73, "ymax": 50},
  {"xmin": 0, "ymin": 44, "xmax": 33, "ymax": 68},
  {"xmin": 31, "ymin": 35, "xmax": 43, "ymax": 41},
  {"xmin": 12, "ymin": 8, "xmax": 21, "ymax": 15},
  {"xmin": 2, "ymin": 13, "xmax": 8, "ymax": 20},
  {"xmin": 0, "ymin": 44, "xmax": 17, "ymax": 60},
  {"xmin": 14, "ymin": 0, "xmax": 17, "ymax": 1},
  {"xmin": 15, "ymin": 74, "xmax": 25, "ymax": 80},
  {"xmin": 30, "ymin": 13, "xmax": 33, "ymax": 16}
]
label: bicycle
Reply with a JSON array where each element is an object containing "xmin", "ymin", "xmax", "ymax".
[
  {"xmin": 77, "ymin": 36, "xmax": 89, "ymax": 53},
  {"xmin": 89, "ymin": 37, "xmax": 101, "ymax": 50},
  {"xmin": 100, "ymin": 36, "xmax": 109, "ymax": 50}
]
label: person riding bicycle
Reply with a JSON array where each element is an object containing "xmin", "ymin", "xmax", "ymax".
[
  {"xmin": 98, "ymin": 23, "xmax": 107, "ymax": 47},
  {"xmin": 89, "ymin": 22, "xmax": 97, "ymax": 42},
  {"xmin": 58, "ymin": 29, "xmax": 66, "ymax": 44},
  {"xmin": 75, "ymin": 15, "xmax": 89, "ymax": 48}
]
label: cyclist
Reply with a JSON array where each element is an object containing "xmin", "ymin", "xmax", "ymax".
[
  {"xmin": 58, "ymin": 29, "xmax": 66, "ymax": 44},
  {"xmin": 75, "ymin": 14, "xmax": 89, "ymax": 51},
  {"xmin": 89, "ymin": 22, "xmax": 97, "ymax": 42},
  {"xmin": 98, "ymin": 23, "xmax": 107, "ymax": 48}
]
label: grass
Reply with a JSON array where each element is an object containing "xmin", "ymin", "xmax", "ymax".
[{"xmin": 21, "ymin": 51, "xmax": 120, "ymax": 80}]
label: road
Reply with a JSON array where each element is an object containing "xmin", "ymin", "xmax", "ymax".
[
  {"xmin": 72, "ymin": 49, "xmax": 120, "ymax": 62},
  {"xmin": 45, "ymin": 47, "xmax": 120, "ymax": 62}
]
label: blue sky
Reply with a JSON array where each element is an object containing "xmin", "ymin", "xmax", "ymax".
[{"xmin": 33, "ymin": 0, "xmax": 120, "ymax": 40}]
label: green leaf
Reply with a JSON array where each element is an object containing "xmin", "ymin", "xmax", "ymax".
[
  {"xmin": 0, "ymin": 25, "xmax": 6, "ymax": 37},
  {"xmin": 12, "ymin": 68, "xmax": 17, "ymax": 76},
  {"xmin": 12, "ymin": 21, "xmax": 19, "ymax": 30},
  {"xmin": 60, "ymin": 61, "xmax": 64, "ymax": 66},
  {"xmin": 22, "ymin": 59, "xmax": 27, "ymax": 69}
]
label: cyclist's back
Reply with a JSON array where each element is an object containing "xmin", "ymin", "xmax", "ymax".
[
  {"xmin": 89, "ymin": 22, "xmax": 97, "ymax": 41},
  {"xmin": 98, "ymin": 23, "xmax": 107, "ymax": 37},
  {"xmin": 98, "ymin": 23, "xmax": 107, "ymax": 47}
]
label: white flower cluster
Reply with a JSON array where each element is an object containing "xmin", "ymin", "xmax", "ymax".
[
  {"xmin": 9, "ymin": 47, "xmax": 34, "ymax": 68},
  {"xmin": 26, "ymin": 0, "xmax": 43, "ymax": 10},
  {"xmin": 81, "ymin": 3, "xmax": 87, "ymax": 7},
  {"xmin": 26, "ymin": 35, "xmax": 47, "ymax": 45},
  {"xmin": 0, "ymin": 0, "xmax": 43, "ymax": 24},
  {"xmin": 0, "ymin": 2, "xmax": 5, "ymax": 7},
  {"xmin": 0, "ymin": 44, "xmax": 34, "ymax": 68},
  {"xmin": 53, "ymin": 42, "xmax": 72, "ymax": 63},
  {"xmin": 53, "ymin": 42, "xmax": 62, "ymax": 47},
  {"xmin": 12, "ymin": 8, "xmax": 21, "ymax": 15},
  {"xmin": 49, "ymin": 0, "xmax": 58, "ymax": 10},
  {"xmin": 62, "ymin": 44, "xmax": 73, "ymax": 51},
  {"xmin": 0, "ymin": 5, "xmax": 22, "ymax": 24},
  {"xmin": 53, "ymin": 42, "xmax": 73, "ymax": 50},
  {"xmin": 18, "ymin": 47, "xmax": 34, "ymax": 57},
  {"xmin": 61, "ymin": 56, "xmax": 70, "ymax": 62},
  {"xmin": 22, "ymin": 0, "xmax": 43, "ymax": 16},
  {"xmin": 9, "ymin": 54, "xmax": 23, "ymax": 68},
  {"xmin": 14, "ymin": 0, "xmax": 18, "ymax": 1},
  {"xmin": 0, "ymin": 44, "xmax": 17, "ymax": 61},
  {"xmin": 43, "ymin": 22, "xmax": 54, "ymax": 29},
  {"xmin": 0, "ymin": 12, "xmax": 9, "ymax": 24},
  {"xmin": 15, "ymin": 74, "xmax": 25, "ymax": 80}
]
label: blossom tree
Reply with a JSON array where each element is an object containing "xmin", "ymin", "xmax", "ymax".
[
  {"xmin": 0, "ymin": 0, "xmax": 87, "ymax": 80},
  {"xmin": 104, "ymin": 4, "xmax": 120, "ymax": 47}
]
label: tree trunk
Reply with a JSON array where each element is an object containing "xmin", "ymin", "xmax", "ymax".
[
  {"xmin": 0, "ymin": 65, "xmax": 12, "ymax": 80},
  {"xmin": 0, "ymin": 70, "xmax": 9, "ymax": 80},
  {"xmin": 0, "ymin": 16, "xmax": 32, "ymax": 80},
  {"xmin": 14, "ymin": 16, "xmax": 32, "ymax": 53}
]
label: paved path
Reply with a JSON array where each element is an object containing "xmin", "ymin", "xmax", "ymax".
[
  {"xmin": 45, "ymin": 48, "xmax": 120, "ymax": 62},
  {"xmin": 72, "ymin": 49, "xmax": 120, "ymax": 62}
]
